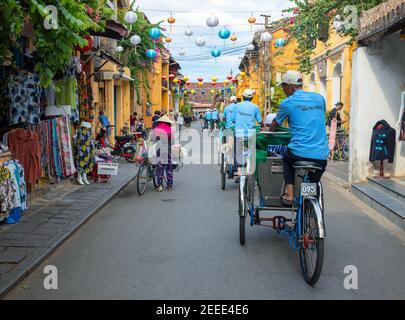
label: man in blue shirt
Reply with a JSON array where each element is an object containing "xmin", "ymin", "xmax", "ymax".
[
  {"xmin": 267, "ymin": 70, "xmax": 329, "ymax": 205},
  {"xmin": 211, "ymin": 108, "xmax": 219, "ymax": 132},
  {"xmin": 204, "ymin": 109, "xmax": 212, "ymax": 131},
  {"xmin": 223, "ymin": 96, "xmax": 237, "ymax": 129},
  {"xmin": 98, "ymin": 111, "xmax": 112, "ymax": 136}
]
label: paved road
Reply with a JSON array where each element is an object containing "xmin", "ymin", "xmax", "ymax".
[{"xmin": 4, "ymin": 127, "xmax": 405, "ymax": 299}]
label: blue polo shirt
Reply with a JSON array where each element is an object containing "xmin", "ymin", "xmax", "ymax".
[
  {"xmin": 211, "ymin": 110, "xmax": 219, "ymax": 120},
  {"xmin": 223, "ymin": 103, "xmax": 236, "ymax": 129},
  {"xmin": 275, "ymin": 90, "xmax": 329, "ymax": 160},
  {"xmin": 232, "ymin": 101, "xmax": 262, "ymax": 137},
  {"xmin": 99, "ymin": 115, "xmax": 110, "ymax": 128},
  {"xmin": 205, "ymin": 111, "xmax": 212, "ymax": 120}
]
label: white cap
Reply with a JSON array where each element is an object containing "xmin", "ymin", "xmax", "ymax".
[
  {"xmin": 206, "ymin": 108, "xmax": 210, "ymax": 111},
  {"xmin": 242, "ymin": 89, "xmax": 254, "ymax": 98},
  {"xmin": 230, "ymin": 96, "xmax": 237, "ymax": 102},
  {"xmin": 278, "ymin": 70, "xmax": 303, "ymax": 86},
  {"xmin": 80, "ymin": 121, "xmax": 92, "ymax": 128}
]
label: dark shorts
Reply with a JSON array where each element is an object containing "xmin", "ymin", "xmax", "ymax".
[{"xmin": 282, "ymin": 148, "xmax": 327, "ymax": 185}]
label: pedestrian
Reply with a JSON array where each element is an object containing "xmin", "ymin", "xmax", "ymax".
[
  {"xmin": 327, "ymin": 102, "xmax": 346, "ymax": 131},
  {"xmin": 98, "ymin": 111, "xmax": 113, "ymax": 137},
  {"xmin": 137, "ymin": 118, "xmax": 146, "ymax": 138},
  {"xmin": 152, "ymin": 115, "xmax": 174, "ymax": 191},
  {"xmin": 152, "ymin": 110, "xmax": 161, "ymax": 129},
  {"xmin": 177, "ymin": 112, "xmax": 184, "ymax": 131}
]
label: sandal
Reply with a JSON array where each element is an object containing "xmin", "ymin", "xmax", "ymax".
[{"xmin": 280, "ymin": 193, "xmax": 293, "ymax": 206}]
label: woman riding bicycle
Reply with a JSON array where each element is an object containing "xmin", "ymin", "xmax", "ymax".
[{"xmin": 151, "ymin": 115, "xmax": 174, "ymax": 192}]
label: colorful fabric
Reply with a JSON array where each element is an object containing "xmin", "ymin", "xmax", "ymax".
[
  {"xmin": 0, "ymin": 166, "xmax": 16, "ymax": 216},
  {"xmin": 57, "ymin": 116, "xmax": 76, "ymax": 177},
  {"xmin": 4, "ymin": 162, "xmax": 21, "ymax": 209},
  {"xmin": 76, "ymin": 126, "xmax": 95, "ymax": 174},
  {"xmin": 15, "ymin": 161, "xmax": 27, "ymax": 211},
  {"xmin": 50, "ymin": 118, "xmax": 63, "ymax": 177}
]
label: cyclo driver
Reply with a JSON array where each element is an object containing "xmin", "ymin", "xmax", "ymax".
[{"xmin": 265, "ymin": 70, "xmax": 329, "ymax": 205}]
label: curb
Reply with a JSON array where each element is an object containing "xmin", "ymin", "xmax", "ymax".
[
  {"xmin": 323, "ymin": 171, "xmax": 351, "ymax": 190},
  {"xmin": 0, "ymin": 172, "xmax": 136, "ymax": 299}
]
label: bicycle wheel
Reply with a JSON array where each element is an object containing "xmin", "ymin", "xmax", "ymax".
[
  {"xmin": 153, "ymin": 164, "xmax": 168, "ymax": 188},
  {"xmin": 137, "ymin": 162, "xmax": 150, "ymax": 195},
  {"xmin": 221, "ymin": 153, "xmax": 226, "ymax": 190},
  {"xmin": 124, "ymin": 146, "xmax": 136, "ymax": 163},
  {"xmin": 238, "ymin": 177, "xmax": 247, "ymax": 245},
  {"xmin": 342, "ymin": 138, "xmax": 350, "ymax": 160},
  {"xmin": 299, "ymin": 199, "xmax": 324, "ymax": 286}
]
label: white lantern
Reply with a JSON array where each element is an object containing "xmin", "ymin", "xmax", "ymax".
[
  {"xmin": 247, "ymin": 44, "xmax": 255, "ymax": 51},
  {"xmin": 115, "ymin": 45, "xmax": 124, "ymax": 53},
  {"xmin": 179, "ymin": 48, "xmax": 186, "ymax": 56},
  {"xmin": 206, "ymin": 15, "xmax": 219, "ymax": 28},
  {"xmin": 195, "ymin": 36, "xmax": 206, "ymax": 47},
  {"xmin": 130, "ymin": 35, "xmax": 141, "ymax": 45},
  {"xmin": 260, "ymin": 32, "xmax": 272, "ymax": 43},
  {"xmin": 124, "ymin": 11, "xmax": 138, "ymax": 24},
  {"xmin": 256, "ymin": 25, "xmax": 266, "ymax": 33},
  {"xmin": 185, "ymin": 28, "xmax": 194, "ymax": 37}
]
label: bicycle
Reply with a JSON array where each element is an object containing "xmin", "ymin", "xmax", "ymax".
[
  {"xmin": 136, "ymin": 158, "xmax": 168, "ymax": 196},
  {"xmin": 329, "ymin": 131, "xmax": 350, "ymax": 161}
]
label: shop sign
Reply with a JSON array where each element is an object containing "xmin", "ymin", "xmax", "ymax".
[{"xmin": 97, "ymin": 162, "xmax": 118, "ymax": 175}]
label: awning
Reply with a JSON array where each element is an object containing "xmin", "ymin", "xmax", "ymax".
[
  {"xmin": 98, "ymin": 49, "xmax": 124, "ymax": 67},
  {"xmin": 90, "ymin": 20, "xmax": 129, "ymax": 40},
  {"xmin": 358, "ymin": 0, "xmax": 405, "ymax": 46}
]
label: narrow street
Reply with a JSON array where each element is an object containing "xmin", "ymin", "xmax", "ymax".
[{"xmin": 5, "ymin": 128, "xmax": 405, "ymax": 300}]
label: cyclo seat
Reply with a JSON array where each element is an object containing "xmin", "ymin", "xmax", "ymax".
[
  {"xmin": 293, "ymin": 161, "xmax": 323, "ymax": 171},
  {"xmin": 115, "ymin": 135, "xmax": 132, "ymax": 143}
]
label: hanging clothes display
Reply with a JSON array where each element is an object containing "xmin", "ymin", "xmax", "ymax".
[
  {"xmin": 76, "ymin": 125, "xmax": 95, "ymax": 174},
  {"xmin": 78, "ymin": 72, "xmax": 95, "ymax": 124},
  {"xmin": 369, "ymin": 120, "xmax": 396, "ymax": 163},
  {"xmin": 0, "ymin": 165, "xmax": 15, "ymax": 221},
  {"xmin": 56, "ymin": 115, "xmax": 76, "ymax": 177},
  {"xmin": 7, "ymin": 128, "xmax": 41, "ymax": 186},
  {"xmin": 7, "ymin": 72, "xmax": 41, "ymax": 125}
]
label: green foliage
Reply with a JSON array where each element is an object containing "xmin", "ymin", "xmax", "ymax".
[
  {"xmin": 181, "ymin": 102, "xmax": 192, "ymax": 116},
  {"xmin": 286, "ymin": 0, "xmax": 384, "ymax": 73},
  {"xmin": 270, "ymin": 83, "xmax": 286, "ymax": 113}
]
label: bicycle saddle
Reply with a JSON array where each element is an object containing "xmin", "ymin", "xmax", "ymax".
[{"xmin": 293, "ymin": 161, "xmax": 323, "ymax": 170}]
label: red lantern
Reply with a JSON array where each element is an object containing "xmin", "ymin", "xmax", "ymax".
[
  {"xmin": 227, "ymin": 75, "xmax": 233, "ymax": 80},
  {"xmin": 293, "ymin": 8, "xmax": 300, "ymax": 14},
  {"xmin": 290, "ymin": 17, "xmax": 295, "ymax": 25},
  {"xmin": 75, "ymin": 35, "xmax": 93, "ymax": 53},
  {"xmin": 232, "ymin": 78, "xmax": 237, "ymax": 84},
  {"xmin": 197, "ymin": 77, "xmax": 204, "ymax": 82},
  {"xmin": 211, "ymin": 82, "xmax": 217, "ymax": 87},
  {"xmin": 162, "ymin": 75, "xmax": 167, "ymax": 81},
  {"xmin": 169, "ymin": 74, "xmax": 175, "ymax": 80},
  {"xmin": 186, "ymin": 81, "xmax": 191, "ymax": 86}
]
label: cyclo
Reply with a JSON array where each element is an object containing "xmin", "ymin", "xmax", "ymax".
[
  {"xmin": 218, "ymin": 121, "xmax": 238, "ymax": 189},
  {"xmin": 237, "ymin": 127, "xmax": 326, "ymax": 286}
]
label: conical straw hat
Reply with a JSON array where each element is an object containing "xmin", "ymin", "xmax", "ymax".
[{"xmin": 157, "ymin": 114, "xmax": 173, "ymax": 124}]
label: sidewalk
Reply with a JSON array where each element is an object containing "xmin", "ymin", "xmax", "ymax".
[
  {"xmin": 0, "ymin": 161, "xmax": 138, "ymax": 298},
  {"xmin": 323, "ymin": 160, "xmax": 350, "ymax": 189}
]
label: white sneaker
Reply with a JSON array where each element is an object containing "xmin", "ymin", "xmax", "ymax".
[
  {"xmin": 77, "ymin": 173, "xmax": 85, "ymax": 185},
  {"xmin": 82, "ymin": 173, "xmax": 90, "ymax": 185},
  {"xmin": 156, "ymin": 186, "xmax": 163, "ymax": 192}
]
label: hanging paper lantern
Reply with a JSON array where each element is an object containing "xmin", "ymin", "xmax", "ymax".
[
  {"xmin": 149, "ymin": 27, "xmax": 161, "ymax": 40},
  {"xmin": 197, "ymin": 77, "xmax": 204, "ymax": 82},
  {"xmin": 183, "ymin": 76, "xmax": 189, "ymax": 82},
  {"xmin": 218, "ymin": 27, "xmax": 231, "ymax": 39},
  {"xmin": 247, "ymin": 43, "xmax": 255, "ymax": 51},
  {"xmin": 198, "ymin": 82, "xmax": 204, "ymax": 87},
  {"xmin": 169, "ymin": 74, "xmax": 175, "ymax": 80},
  {"xmin": 173, "ymin": 78, "xmax": 179, "ymax": 85},
  {"xmin": 167, "ymin": 15, "xmax": 176, "ymax": 24},
  {"xmin": 195, "ymin": 36, "xmax": 206, "ymax": 47},
  {"xmin": 75, "ymin": 35, "xmax": 93, "ymax": 53},
  {"xmin": 162, "ymin": 75, "xmax": 167, "ymax": 81},
  {"xmin": 125, "ymin": 11, "xmax": 138, "ymax": 24},
  {"xmin": 179, "ymin": 48, "xmax": 186, "ymax": 56},
  {"xmin": 290, "ymin": 17, "xmax": 295, "ymax": 25},
  {"xmin": 191, "ymin": 89, "xmax": 195, "ymax": 95},
  {"xmin": 210, "ymin": 89, "xmax": 216, "ymax": 95},
  {"xmin": 165, "ymin": 36, "xmax": 172, "ymax": 43},
  {"xmin": 275, "ymin": 38, "xmax": 286, "ymax": 47},
  {"xmin": 212, "ymin": 76, "xmax": 218, "ymax": 82},
  {"xmin": 227, "ymin": 75, "xmax": 233, "ymax": 81},
  {"xmin": 211, "ymin": 48, "xmax": 221, "ymax": 58},
  {"xmin": 230, "ymin": 34, "xmax": 237, "ymax": 42},
  {"xmin": 201, "ymin": 90, "xmax": 205, "ymax": 95},
  {"xmin": 186, "ymin": 81, "xmax": 191, "ymax": 86},
  {"xmin": 293, "ymin": 8, "xmax": 300, "ymax": 14},
  {"xmin": 260, "ymin": 32, "xmax": 272, "ymax": 43},
  {"xmin": 248, "ymin": 15, "xmax": 256, "ymax": 25},
  {"xmin": 218, "ymin": 89, "xmax": 222, "ymax": 94},
  {"xmin": 146, "ymin": 49, "xmax": 157, "ymax": 59},
  {"xmin": 206, "ymin": 15, "xmax": 219, "ymax": 28},
  {"xmin": 185, "ymin": 28, "xmax": 193, "ymax": 37},
  {"xmin": 211, "ymin": 82, "xmax": 217, "ymax": 87},
  {"xmin": 230, "ymin": 86, "xmax": 235, "ymax": 90},
  {"xmin": 224, "ymin": 79, "xmax": 230, "ymax": 86},
  {"xmin": 115, "ymin": 45, "xmax": 124, "ymax": 53},
  {"xmin": 130, "ymin": 35, "xmax": 141, "ymax": 45},
  {"xmin": 183, "ymin": 90, "xmax": 188, "ymax": 95},
  {"xmin": 232, "ymin": 78, "xmax": 237, "ymax": 84}
]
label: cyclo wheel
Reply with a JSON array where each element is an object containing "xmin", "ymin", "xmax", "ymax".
[
  {"xmin": 124, "ymin": 146, "xmax": 136, "ymax": 163},
  {"xmin": 299, "ymin": 199, "xmax": 324, "ymax": 286},
  {"xmin": 137, "ymin": 162, "xmax": 151, "ymax": 196},
  {"xmin": 342, "ymin": 137, "xmax": 350, "ymax": 160},
  {"xmin": 238, "ymin": 176, "xmax": 247, "ymax": 245},
  {"xmin": 221, "ymin": 153, "xmax": 226, "ymax": 190},
  {"xmin": 153, "ymin": 164, "xmax": 168, "ymax": 188}
]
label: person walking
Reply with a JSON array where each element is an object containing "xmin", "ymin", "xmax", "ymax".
[{"xmin": 177, "ymin": 112, "xmax": 184, "ymax": 132}]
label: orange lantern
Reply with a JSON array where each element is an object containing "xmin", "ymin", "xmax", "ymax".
[
  {"xmin": 167, "ymin": 14, "xmax": 176, "ymax": 32},
  {"xmin": 165, "ymin": 36, "xmax": 172, "ymax": 43},
  {"xmin": 198, "ymin": 82, "xmax": 204, "ymax": 87},
  {"xmin": 248, "ymin": 14, "xmax": 256, "ymax": 31},
  {"xmin": 211, "ymin": 82, "xmax": 217, "ymax": 87},
  {"xmin": 230, "ymin": 34, "xmax": 237, "ymax": 42}
]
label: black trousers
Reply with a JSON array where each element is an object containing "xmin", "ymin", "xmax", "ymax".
[{"xmin": 283, "ymin": 148, "xmax": 327, "ymax": 185}]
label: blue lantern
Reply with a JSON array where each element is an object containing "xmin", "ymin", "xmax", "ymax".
[
  {"xmin": 149, "ymin": 27, "xmax": 161, "ymax": 40},
  {"xmin": 146, "ymin": 49, "xmax": 157, "ymax": 59},
  {"xmin": 211, "ymin": 48, "xmax": 221, "ymax": 58},
  {"xmin": 275, "ymin": 38, "xmax": 286, "ymax": 47},
  {"xmin": 201, "ymin": 90, "xmax": 205, "ymax": 95},
  {"xmin": 218, "ymin": 27, "xmax": 231, "ymax": 39}
]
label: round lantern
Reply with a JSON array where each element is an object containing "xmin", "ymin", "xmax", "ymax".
[
  {"xmin": 227, "ymin": 75, "xmax": 233, "ymax": 80},
  {"xmin": 162, "ymin": 75, "xmax": 167, "ymax": 81},
  {"xmin": 195, "ymin": 36, "xmax": 206, "ymax": 47},
  {"xmin": 260, "ymin": 32, "xmax": 272, "ymax": 43},
  {"xmin": 232, "ymin": 78, "xmax": 237, "ymax": 84},
  {"xmin": 173, "ymin": 78, "xmax": 179, "ymax": 85},
  {"xmin": 197, "ymin": 77, "xmax": 204, "ymax": 82},
  {"xmin": 191, "ymin": 90, "xmax": 195, "ymax": 95},
  {"xmin": 210, "ymin": 89, "xmax": 216, "ymax": 95},
  {"xmin": 211, "ymin": 82, "xmax": 217, "ymax": 87},
  {"xmin": 186, "ymin": 81, "xmax": 191, "ymax": 86},
  {"xmin": 130, "ymin": 35, "xmax": 141, "ymax": 45},
  {"xmin": 165, "ymin": 36, "xmax": 172, "ymax": 43},
  {"xmin": 185, "ymin": 28, "xmax": 193, "ymax": 37},
  {"xmin": 179, "ymin": 48, "xmax": 186, "ymax": 56},
  {"xmin": 247, "ymin": 43, "xmax": 255, "ymax": 51},
  {"xmin": 169, "ymin": 74, "xmax": 175, "ymax": 80},
  {"xmin": 201, "ymin": 90, "xmax": 205, "ymax": 95},
  {"xmin": 224, "ymin": 79, "xmax": 230, "ymax": 86},
  {"xmin": 218, "ymin": 27, "xmax": 231, "ymax": 39},
  {"xmin": 183, "ymin": 76, "xmax": 189, "ymax": 82},
  {"xmin": 198, "ymin": 82, "xmax": 204, "ymax": 87},
  {"xmin": 275, "ymin": 38, "xmax": 286, "ymax": 47},
  {"xmin": 125, "ymin": 11, "xmax": 138, "ymax": 24},
  {"xmin": 248, "ymin": 15, "xmax": 256, "ymax": 25},
  {"xmin": 75, "ymin": 35, "xmax": 93, "ymax": 53},
  {"xmin": 146, "ymin": 49, "xmax": 157, "ymax": 59},
  {"xmin": 183, "ymin": 90, "xmax": 188, "ymax": 95},
  {"xmin": 211, "ymin": 48, "xmax": 221, "ymax": 58},
  {"xmin": 230, "ymin": 86, "xmax": 235, "ymax": 90},
  {"xmin": 167, "ymin": 15, "xmax": 176, "ymax": 24},
  {"xmin": 218, "ymin": 90, "xmax": 222, "ymax": 94},
  {"xmin": 149, "ymin": 27, "xmax": 161, "ymax": 40},
  {"xmin": 206, "ymin": 15, "xmax": 219, "ymax": 28},
  {"xmin": 212, "ymin": 76, "xmax": 218, "ymax": 82},
  {"xmin": 230, "ymin": 34, "xmax": 237, "ymax": 42},
  {"xmin": 115, "ymin": 45, "xmax": 124, "ymax": 53}
]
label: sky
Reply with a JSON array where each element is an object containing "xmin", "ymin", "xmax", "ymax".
[{"xmin": 134, "ymin": 0, "xmax": 294, "ymax": 82}]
